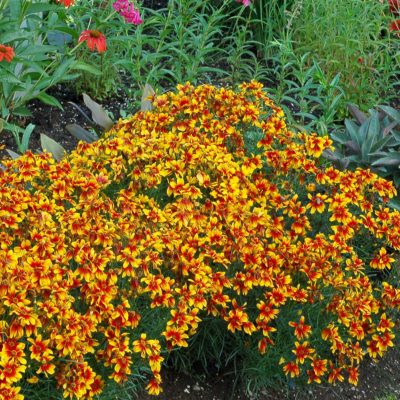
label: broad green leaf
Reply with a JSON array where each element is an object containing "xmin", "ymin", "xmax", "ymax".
[
  {"xmin": 330, "ymin": 132, "xmax": 348, "ymax": 145},
  {"xmin": 83, "ymin": 93, "xmax": 114, "ymax": 130},
  {"xmin": 51, "ymin": 58, "xmax": 76, "ymax": 84},
  {"xmin": 37, "ymin": 92, "xmax": 63, "ymax": 109},
  {"xmin": 0, "ymin": 31, "xmax": 32, "ymax": 44},
  {"xmin": 12, "ymin": 106, "xmax": 32, "ymax": 117},
  {"xmin": 47, "ymin": 31, "xmax": 73, "ymax": 47},
  {"xmin": 344, "ymin": 119, "xmax": 361, "ymax": 151},
  {"xmin": 21, "ymin": 123, "xmax": 35, "ymax": 152},
  {"xmin": 66, "ymin": 124, "xmax": 99, "ymax": 143},
  {"xmin": 0, "ymin": 67, "xmax": 21, "ymax": 84},
  {"xmin": 379, "ymin": 105, "xmax": 400, "ymax": 122},
  {"xmin": 6, "ymin": 149, "xmax": 20, "ymax": 159},
  {"xmin": 141, "ymin": 83, "xmax": 155, "ymax": 112},
  {"xmin": 72, "ymin": 61, "xmax": 101, "ymax": 76},
  {"xmin": 51, "ymin": 26, "xmax": 79, "ymax": 40},
  {"xmin": 372, "ymin": 153, "xmax": 400, "ymax": 167},
  {"xmin": 361, "ymin": 114, "xmax": 380, "ymax": 160},
  {"xmin": 382, "ymin": 120, "xmax": 400, "ymax": 137},
  {"xmin": 370, "ymin": 134, "xmax": 397, "ymax": 154},
  {"xmin": 26, "ymin": 3, "xmax": 60, "ymax": 14},
  {"xmin": 40, "ymin": 134, "xmax": 66, "ymax": 161},
  {"xmin": 388, "ymin": 198, "xmax": 400, "ymax": 212},
  {"xmin": 348, "ymin": 104, "xmax": 367, "ymax": 125}
]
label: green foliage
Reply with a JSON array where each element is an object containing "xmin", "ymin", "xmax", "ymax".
[
  {"xmin": 329, "ymin": 104, "xmax": 400, "ymax": 187},
  {"xmin": 263, "ymin": 40, "xmax": 346, "ymax": 134},
  {"xmin": 0, "ymin": 0, "xmax": 100, "ymax": 152},
  {"xmin": 250, "ymin": 0, "xmax": 296, "ymax": 58},
  {"xmin": 290, "ymin": 0, "xmax": 399, "ymax": 109}
]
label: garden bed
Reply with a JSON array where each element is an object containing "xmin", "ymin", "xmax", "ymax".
[
  {"xmin": 138, "ymin": 347, "xmax": 400, "ymax": 399},
  {"xmin": 1, "ymin": 1, "xmax": 400, "ymax": 400}
]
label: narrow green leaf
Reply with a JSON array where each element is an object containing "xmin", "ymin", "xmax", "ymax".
[
  {"xmin": 21, "ymin": 124, "xmax": 35, "ymax": 152},
  {"xmin": 37, "ymin": 92, "xmax": 63, "ymax": 109},
  {"xmin": 72, "ymin": 61, "xmax": 101, "ymax": 76}
]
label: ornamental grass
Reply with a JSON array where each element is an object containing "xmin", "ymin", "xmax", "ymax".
[{"xmin": 0, "ymin": 82, "xmax": 399, "ymax": 399}]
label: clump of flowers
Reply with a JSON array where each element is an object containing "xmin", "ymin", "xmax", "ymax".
[
  {"xmin": 113, "ymin": 0, "xmax": 143, "ymax": 25},
  {"xmin": 0, "ymin": 44, "xmax": 15, "ymax": 62},
  {"xmin": 0, "ymin": 82, "xmax": 399, "ymax": 399}
]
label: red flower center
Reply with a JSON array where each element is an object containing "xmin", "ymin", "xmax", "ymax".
[{"xmin": 89, "ymin": 30, "xmax": 102, "ymax": 38}]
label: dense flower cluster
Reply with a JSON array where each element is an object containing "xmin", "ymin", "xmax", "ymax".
[
  {"xmin": 0, "ymin": 82, "xmax": 399, "ymax": 399},
  {"xmin": 0, "ymin": 45, "xmax": 15, "ymax": 63},
  {"xmin": 112, "ymin": 0, "xmax": 143, "ymax": 25}
]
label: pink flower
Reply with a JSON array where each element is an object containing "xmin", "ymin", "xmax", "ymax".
[
  {"xmin": 113, "ymin": 0, "xmax": 143, "ymax": 25},
  {"xmin": 236, "ymin": 0, "xmax": 252, "ymax": 6}
]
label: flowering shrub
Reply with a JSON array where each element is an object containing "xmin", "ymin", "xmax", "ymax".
[{"xmin": 0, "ymin": 82, "xmax": 399, "ymax": 399}]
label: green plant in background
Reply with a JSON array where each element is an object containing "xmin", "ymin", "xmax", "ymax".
[
  {"xmin": 291, "ymin": 0, "xmax": 400, "ymax": 110},
  {"xmin": 0, "ymin": 0, "xmax": 100, "ymax": 153},
  {"xmin": 250, "ymin": 0, "xmax": 295, "ymax": 59},
  {"xmin": 263, "ymin": 39, "xmax": 345, "ymax": 135},
  {"xmin": 68, "ymin": 0, "xmax": 134, "ymax": 100},
  {"xmin": 113, "ymin": 0, "xmax": 236, "ymax": 95},
  {"xmin": 328, "ymin": 104, "xmax": 400, "ymax": 187}
]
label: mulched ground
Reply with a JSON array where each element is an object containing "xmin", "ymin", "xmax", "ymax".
[
  {"xmin": 0, "ymin": 84, "xmax": 132, "ymax": 158},
  {"xmin": 137, "ymin": 347, "xmax": 400, "ymax": 400}
]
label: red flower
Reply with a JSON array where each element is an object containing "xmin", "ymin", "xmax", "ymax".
[
  {"xmin": 57, "ymin": 0, "xmax": 75, "ymax": 6},
  {"xmin": 389, "ymin": 19, "xmax": 400, "ymax": 36},
  {"xmin": 78, "ymin": 30, "xmax": 107, "ymax": 53},
  {"xmin": 389, "ymin": 0, "xmax": 400, "ymax": 15},
  {"xmin": 0, "ymin": 44, "xmax": 15, "ymax": 62}
]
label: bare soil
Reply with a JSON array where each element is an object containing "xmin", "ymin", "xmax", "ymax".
[{"xmin": 137, "ymin": 348, "xmax": 400, "ymax": 400}]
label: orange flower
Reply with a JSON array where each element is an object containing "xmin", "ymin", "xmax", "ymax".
[
  {"xmin": 57, "ymin": 0, "xmax": 75, "ymax": 6},
  {"xmin": 283, "ymin": 361, "xmax": 300, "ymax": 378},
  {"xmin": 390, "ymin": 19, "xmax": 400, "ymax": 35},
  {"xmin": 289, "ymin": 316, "xmax": 312, "ymax": 340},
  {"xmin": 347, "ymin": 366, "xmax": 359, "ymax": 385},
  {"xmin": 389, "ymin": 0, "xmax": 400, "ymax": 15},
  {"xmin": 307, "ymin": 193, "xmax": 327, "ymax": 214},
  {"xmin": 146, "ymin": 377, "xmax": 163, "ymax": 395},
  {"xmin": 293, "ymin": 341, "xmax": 315, "ymax": 364},
  {"xmin": 311, "ymin": 358, "xmax": 327, "ymax": 377},
  {"xmin": 0, "ymin": 45, "xmax": 15, "ymax": 63},
  {"xmin": 78, "ymin": 30, "xmax": 107, "ymax": 53},
  {"xmin": 328, "ymin": 366, "xmax": 344, "ymax": 384},
  {"xmin": 370, "ymin": 247, "xmax": 395, "ymax": 270}
]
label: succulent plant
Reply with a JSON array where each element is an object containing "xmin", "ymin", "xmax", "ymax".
[{"xmin": 326, "ymin": 103, "xmax": 400, "ymax": 187}]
